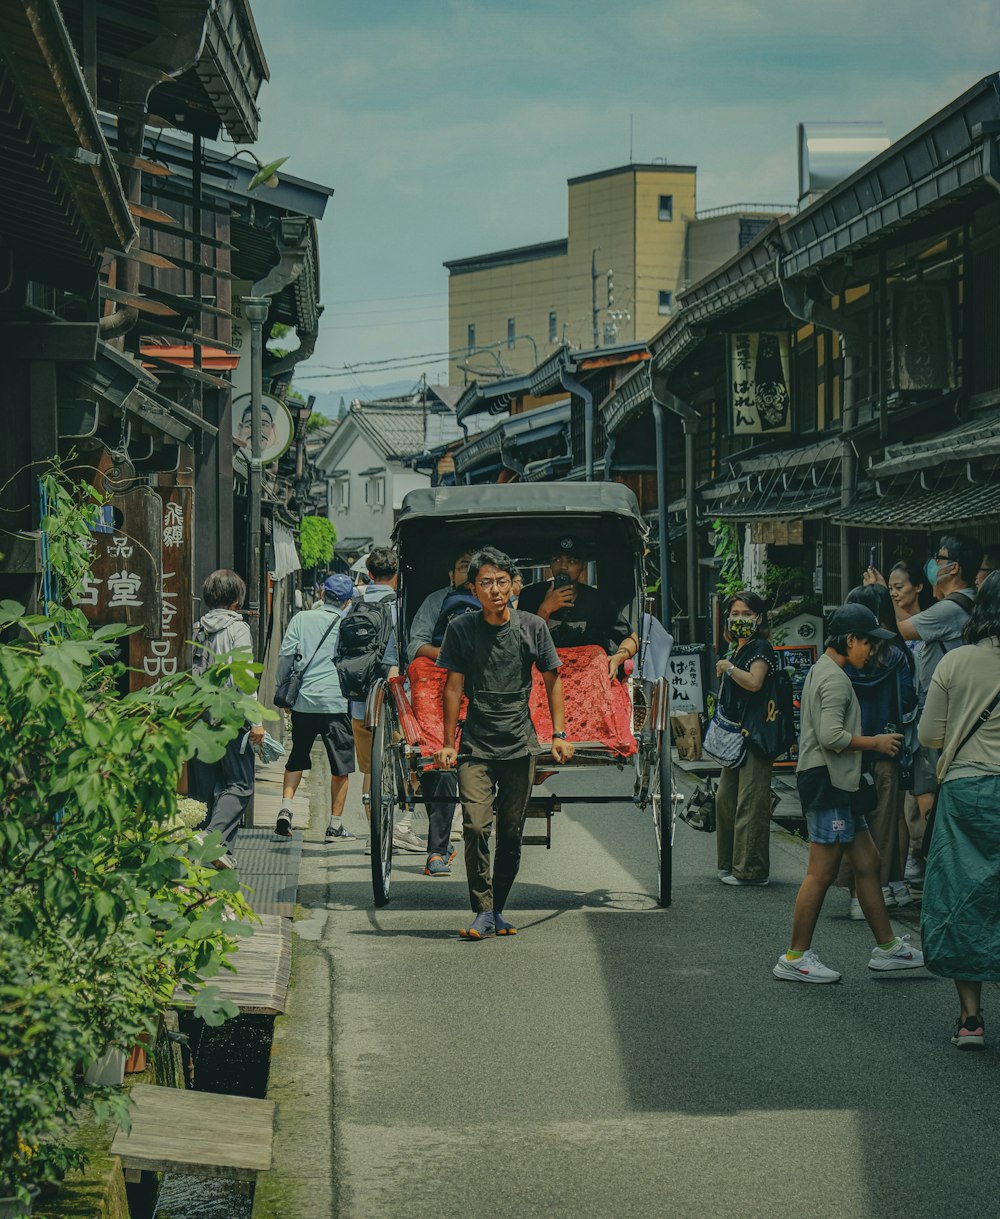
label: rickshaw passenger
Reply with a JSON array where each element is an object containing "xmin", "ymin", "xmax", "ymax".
[
  {"xmin": 435, "ymin": 546, "xmax": 574, "ymax": 939},
  {"xmin": 406, "ymin": 548, "xmax": 475, "ymax": 872},
  {"xmin": 406, "ymin": 549, "xmax": 473, "ymax": 664},
  {"xmin": 517, "ymin": 537, "xmax": 636, "ymax": 676}
]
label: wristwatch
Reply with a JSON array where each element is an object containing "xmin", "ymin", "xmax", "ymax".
[{"xmin": 552, "ymin": 731, "xmax": 568, "ymax": 740}]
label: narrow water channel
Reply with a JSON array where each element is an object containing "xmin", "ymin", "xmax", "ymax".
[{"xmin": 148, "ymin": 1015, "xmax": 273, "ymax": 1219}]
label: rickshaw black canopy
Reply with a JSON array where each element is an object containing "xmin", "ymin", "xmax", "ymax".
[{"xmin": 393, "ymin": 483, "xmax": 648, "ymax": 633}]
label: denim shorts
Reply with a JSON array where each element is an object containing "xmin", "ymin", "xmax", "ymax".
[{"xmin": 806, "ymin": 806, "xmax": 869, "ymax": 845}]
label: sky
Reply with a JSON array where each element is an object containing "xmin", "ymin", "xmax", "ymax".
[{"xmin": 245, "ymin": 1, "xmax": 998, "ymax": 401}]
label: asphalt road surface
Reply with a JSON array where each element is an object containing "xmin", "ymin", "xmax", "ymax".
[{"xmin": 285, "ymin": 762, "xmax": 1000, "ymax": 1219}]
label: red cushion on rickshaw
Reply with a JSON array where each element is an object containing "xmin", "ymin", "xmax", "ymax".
[{"xmin": 406, "ymin": 645, "xmax": 636, "ymax": 758}]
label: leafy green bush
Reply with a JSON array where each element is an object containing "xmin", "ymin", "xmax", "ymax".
[{"xmin": 0, "ymin": 473, "xmax": 264, "ymax": 1201}]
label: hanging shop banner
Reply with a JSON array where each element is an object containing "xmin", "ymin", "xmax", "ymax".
[
  {"xmin": 129, "ymin": 485, "xmax": 193, "ymax": 688},
  {"xmin": 730, "ymin": 332, "xmax": 792, "ymax": 434},
  {"xmin": 667, "ymin": 643, "xmax": 706, "ymax": 715},
  {"xmin": 771, "ymin": 643, "xmax": 817, "ymax": 770},
  {"xmin": 71, "ymin": 487, "xmax": 162, "ymax": 638},
  {"xmin": 890, "ymin": 284, "xmax": 955, "ymax": 393}
]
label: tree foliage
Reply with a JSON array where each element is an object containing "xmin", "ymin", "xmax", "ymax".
[
  {"xmin": 712, "ymin": 518, "xmax": 744, "ymax": 603},
  {"xmin": 0, "ymin": 469, "xmax": 262, "ymax": 1199},
  {"xmin": 299, "ymin": 514, "xmax": 336, "ymax": 571}
]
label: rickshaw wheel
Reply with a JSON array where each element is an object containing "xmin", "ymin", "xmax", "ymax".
[
  {"xmin": 369, "ymin": 703, "xmax": 397, "ymax": 907},
  {"xmin": 649, "ymin": 732, "xmax": 673, "ymax": 907}
]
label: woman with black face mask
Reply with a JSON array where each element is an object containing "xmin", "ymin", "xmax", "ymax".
[{"xmin": 714, "ymin": 590, "xmax": 777, "ymax": 886}]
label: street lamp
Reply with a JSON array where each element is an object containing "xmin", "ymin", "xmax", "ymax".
[{"xmin": 241, "ymin": 295, "xmax": 270, "ymax": 660}]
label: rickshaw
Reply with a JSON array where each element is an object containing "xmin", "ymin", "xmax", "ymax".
[{"xmin": 362, "ymin": 483, "xmax": 674, "ymax": 909}]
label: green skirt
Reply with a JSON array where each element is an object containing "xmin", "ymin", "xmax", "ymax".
[{"xmin": 921, "ymin": 774, "xmax": 1000, "ymax": 982}]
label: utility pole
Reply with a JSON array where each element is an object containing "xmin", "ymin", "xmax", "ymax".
[
  {"xmin": 240, "ymin": 295, "xmax": 270, "ymax": 660},
  {"xmin": 591, "ymin": 248, "xmax": 600, "ymax": 348}
]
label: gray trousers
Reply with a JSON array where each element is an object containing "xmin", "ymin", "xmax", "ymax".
[
  {"xmin": 189, "ymin": 731, "xmax": 255, "ymax": 860},
  {"xmin": 457, "ymin": 755, "xmax": 536, "ymax": 914},
  {"xmin": 715, "ymin": 745, "xmax": 772, "ymax": 882}
]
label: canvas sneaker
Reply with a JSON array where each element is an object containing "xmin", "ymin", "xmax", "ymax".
[
  {"xmin": 718, "ymin": 869, "xmax": 732, "ymax": 881},
  {"xmin": 889, "ymin": 880, "xmax": 913, "ymax": 908},
  {"xmin": 849, "ymin": 897, "xmax": 864, "ymax": 920},
  {"xmin": 952, "ymin": 1013, "xmax": 985, "ymax": 1051},
  {"xmin": 882, "ymin": 885, "xmax": 897, "ymax": 909},
  {"xmin": 326, "ymin": 821, "xmax": 356, "ymax": 842},
  {"xmin": 773, "ymin": 949, "xmax": 842, "ymax": 984},
  {"xmin": 393, "ymin": 825, "xmax": 427, "ymax": 853},
  {"xmin": 274, "ymin": 809, "xmax": 293, "ymax": 839},
  {"xmin": 720, "ymin": 873, "xmax": 769, "ymax": 886},
  {"xmin": 868, "ymin": 934, "xmax": 925, "ymax": 972}
]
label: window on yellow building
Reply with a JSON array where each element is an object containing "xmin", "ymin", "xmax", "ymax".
[
  {"xmin": 467, "ymin": 324, "xmax": 475, "ymax": 351},
  {"xmin": 549, "ymin": 311, "xmax": 557, "ymax": 343},
  {"xmin": 658, "ymin": 194, "xmax": 673, "ymax": 221},
  {"xmin": 507, "ymin": 318, "xmax": 515, "ymax": 348},
  {"xmin": 658, "ymin": 290, "xmax": 673, "ymax": 315}
]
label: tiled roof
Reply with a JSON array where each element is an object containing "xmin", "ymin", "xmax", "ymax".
[
  {"xmin": 352, "ymin": 403, "xmax": 426, "ymax": 460},
  {"xmin": 834, "ymin": 479, "xmax": 1000, "ymax": 528}
]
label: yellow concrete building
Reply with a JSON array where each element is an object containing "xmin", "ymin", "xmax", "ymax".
[{"xmin": 446, "ymin": 163, "xmax": 785, "ymax": 384}]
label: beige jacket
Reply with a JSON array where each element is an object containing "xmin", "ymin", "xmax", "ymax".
[
  {"xmin": 918, "ymin": 639, "xmax": 1000, "ymax": 780},
  {"xmin": 795, "ymin": 654, "xmax": 862, "ymax": 791}
]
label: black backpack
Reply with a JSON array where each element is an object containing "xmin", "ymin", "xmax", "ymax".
[
  {"xmin": 431, "ymin": 589, "xmax": 480, "ymax": 645},
  {"xmin": 743, "ymin": 666, "xmax": 796, "ymax": 761},
  {"xmin": 334, "ymin": 594, "xmax": 396, "ymax": 702}
]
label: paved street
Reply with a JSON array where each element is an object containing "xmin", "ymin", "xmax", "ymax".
[{"xmin": 260, "ymin": 764, "xmax": 1000, "ymax": 1219}]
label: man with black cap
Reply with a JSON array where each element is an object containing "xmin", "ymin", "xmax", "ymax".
[
  {"xmin": 517, "ymin": 537, "xmax": 634, "ymax": 673},
  {"xmin": 274, "ymin": 572, "xmax": 357, "ymax": 842},
  {"xmin": 773, "ymin": 604, "xmax": 925, "ymax": 984}
]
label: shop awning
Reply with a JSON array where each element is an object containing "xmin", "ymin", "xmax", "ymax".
[{"xmin": 270, "ymin": 521, "xmax": 301, "ymax": 580}]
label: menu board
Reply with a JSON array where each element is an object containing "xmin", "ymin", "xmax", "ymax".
[
  {"xmin": 667, "ymin": 643, "xmax": 706, "ymax": 715},
  {"xmin": 772, "ymin": 644, "xmax": 817, "ymax": 770}
]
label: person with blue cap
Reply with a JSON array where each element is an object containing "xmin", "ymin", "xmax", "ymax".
[{"xmin": 274, "ymin": 571, "xmax": 357, "ymax": 842}]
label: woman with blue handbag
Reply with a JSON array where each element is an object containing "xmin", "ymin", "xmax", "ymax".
[{"xmin": 711, "ymin": 591, "xmax": 777, "ymax": 887}]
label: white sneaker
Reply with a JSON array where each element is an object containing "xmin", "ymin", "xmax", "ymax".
[
  {"xmin": 720, "ymin": 873, "xmax": 768, "ymax": 886},
  {"xmin": 882, "ymin": 884, "xmax": 896, "ymax": 909},
  {"xmin": 718, "ymin": 869, "xmax": 732, "ymax": 881},
  {"xmin": 848, "ymin": 897, "xmax": 864, "ymax": 920},
  {"xmin": 392, "ymin": 825, "xmax": 427, "ymax": 853},
  {"xmin": 773, "ymin": 949, "xmax": 842, "ymax": 984},
  {"xmin": 869, "ymin": 934, "xmax": 925, "ymax": 972},
  {"xmin": 889, "ymin": 880, "xmax": 913, "ymax": 908}
]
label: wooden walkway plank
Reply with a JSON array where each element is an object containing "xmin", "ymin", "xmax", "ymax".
[
  {"xmin": 173, "ymin": 914, "xmax": 291, "ymax": 1015},
  {"xmin": 110, "ymin": 1085, "xmax": 275, "ymax": 1179}
]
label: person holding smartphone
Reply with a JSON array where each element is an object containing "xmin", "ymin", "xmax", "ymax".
[{"xmin": 517, "ymin": 537, "xmax": 635, "ymax": 675}]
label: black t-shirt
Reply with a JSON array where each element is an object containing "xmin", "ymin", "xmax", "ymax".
[
  {"xmin": 517, "ymin": 580, "xmax": 630, "ymax": 652},
  {"xmin": 436, "ymin": 609, "xmax": 560, "ymax": 760},
  {"xmin": 720, "ymin": 638, "xmax": 778, "ymax": 719}
]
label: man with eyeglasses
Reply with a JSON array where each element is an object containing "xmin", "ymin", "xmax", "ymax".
[
  {"xmin": 893, "ymin": 534, "xmax": 982, "ymax": 827},
  {"xmin": 435, "ymin": 546, "xmax": 574, "ymax": 939}
]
